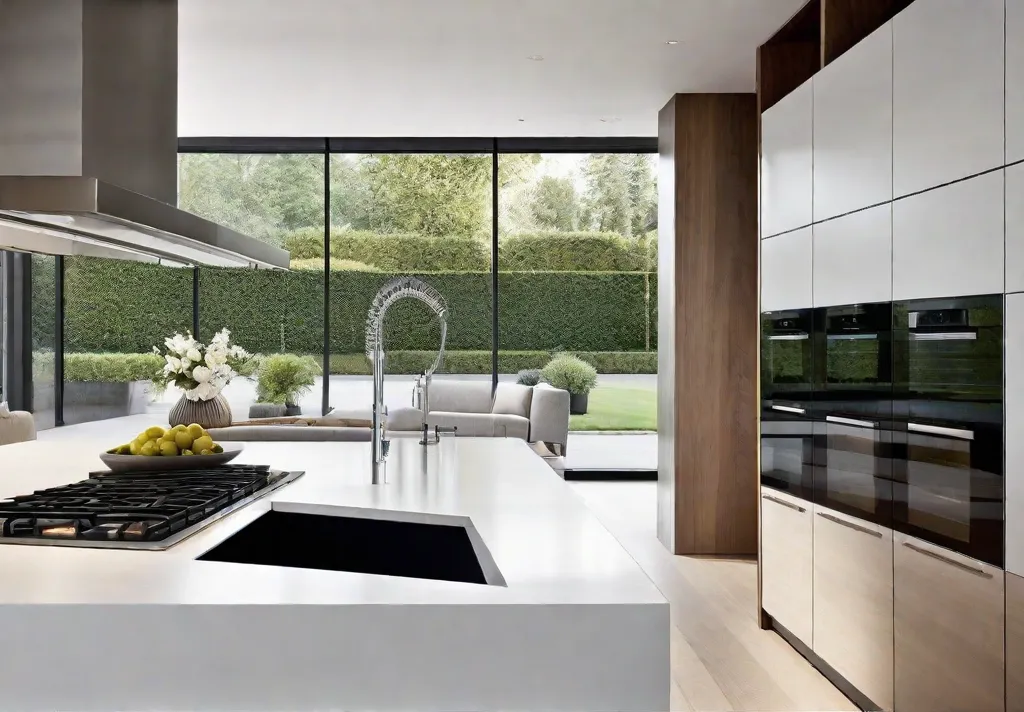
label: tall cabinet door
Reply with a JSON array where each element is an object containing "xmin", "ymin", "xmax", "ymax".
[
  {"xmin": 761, "ymin": 80, "xmax": 813, "ymax": 238},
  {"xmin": 894, "ymin": 532, "xmax": 1005, "ymax": 712},
  {"xmin": 1007, "ymin": 292, "xmax": 1024, "ymax": 577},
  {"xmin": 813, "ymin": 507, "xmax": 894, "ymax": 711},
  {"xmin": 813, "ymin": 20, "xmax": 893, "ymax": 222},
  {"xmin": 761, "ymin": 487, "xmax": 813, "ymax": 645},
  {"xmin": 1008, "ymin": 0, "xmax": 1024, "ymax": 164},
  {"xmin": 892, "ymin": 0, "xmax": 1005, "ymax": 198},
  {"xmin": 1009, "ymin": 572, "xmax": 1024, "ymax": 712}
]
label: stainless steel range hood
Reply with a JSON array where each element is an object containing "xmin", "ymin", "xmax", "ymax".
[{"xmin": 0, "ymin": 0, "xmax": 289, "ymax": 269}]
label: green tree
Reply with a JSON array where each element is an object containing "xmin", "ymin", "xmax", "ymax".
[
  {"xmin": 626, "ymin": 154, "xmax": 656, "ymax": 236},
  {"xmin": 580, "ymin": 154, "xmax": 632, "ymax": 236},
  {"xmin": 531, "ymin": 175, "xmax": 580, "ymax": 231}
]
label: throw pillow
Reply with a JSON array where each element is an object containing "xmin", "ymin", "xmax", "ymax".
[{"xmin": 491, "ymin": 383, "xmax": 533, "ymax": 418}]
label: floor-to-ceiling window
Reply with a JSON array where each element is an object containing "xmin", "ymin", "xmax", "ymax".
[{"xmin": 30, "ymin": 254, "xmax": 57, "ymax": 429}]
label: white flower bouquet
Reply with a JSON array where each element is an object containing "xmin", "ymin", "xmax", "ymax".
[{"xmin": 152, "ymin": 329, "xmax": 255, "ymax": 402}]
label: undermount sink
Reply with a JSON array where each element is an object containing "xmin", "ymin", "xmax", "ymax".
[{"xmin": 197, "ymin": 507, "xmax": 504, "ymax": 586}]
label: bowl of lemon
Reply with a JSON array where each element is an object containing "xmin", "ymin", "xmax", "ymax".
[{"xmin": 101, "ymin": 424, "xmax": 242, "ymax": 473}]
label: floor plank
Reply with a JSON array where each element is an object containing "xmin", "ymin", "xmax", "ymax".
[{"xmin": 571, "ymin": 481, "xmax": 857, "ymax": 712}]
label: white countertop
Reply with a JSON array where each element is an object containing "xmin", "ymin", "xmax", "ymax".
[{"xmin": 0, "ymin": 437, "xmax": 665, "ymax": 607}]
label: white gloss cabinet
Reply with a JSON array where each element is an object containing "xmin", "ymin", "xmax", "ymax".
[
  {"xmin": 891, "ymin": 170, "xmax": 1004, "ymax": 300},
  {"xmin": 813, "ymin": 204, "xmax": 892, "ymax": 307},
  {"xmin": 760, "ymin": 487, "xmax": 813, "ymax": 646},
  {"xmin": 813, "ymin": 21, "xmax": 893, "ymax": 221},
  {"xmin": 1006, "ymin": 293, "xmax": 1024, "ymax": 577},
  {"xmin": 761, "ymin": 80, "xmax": 813, "ymax": 238},
  {"xmin": 1008, "ymin": 0, "xmax": 1024, "ymax": 163},
  {"xmin": 1009, "ymin": 164, "xmax": 1024, "ymax": 294},
  {"xmin": 813, "ymin": 507, "xmax": 894, "ymax": 711},
  {"xmin": 761, "ymin": 228, "xmax": 812, "ymax": 312},
  {"xmin": 894, "ymin": 532, "xmax": 1005, "ymax": 712},
  {"xmin": 892, "ymin": 0, "xmax": 1005, "ymax": 198}
]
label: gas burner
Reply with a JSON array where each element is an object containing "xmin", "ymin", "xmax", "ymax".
[{"xmin": 0, "ymin": 465, "xmax": 303, "ymax": 550}]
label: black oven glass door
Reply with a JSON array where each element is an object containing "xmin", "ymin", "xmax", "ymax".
[
  {"xmin": 813, "ymin": 303, "xmax": 894, "ymax": 525},
  {"xmin": 761, "ymin": 309, "xmax": 815, "ymax": 501},
  {"xmin": 893, "ymin": 295, "xmax": 1003, "ymax": 567}
]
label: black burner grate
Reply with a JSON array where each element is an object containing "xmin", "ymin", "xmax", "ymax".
[{"xmin": 0, "ymin": 466, "xmax": 288, "ymax": 543}]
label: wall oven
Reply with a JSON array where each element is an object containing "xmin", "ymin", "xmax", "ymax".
[
  {"xmin": 812, "ymin": 303, "xmax": 894, "ymax": 526},
  {"xmin": 761, "ymin": 309, "xmax": 815, "ymax": 501},
  {"xmin": 892, "ymin": 295, "xmax": 1003, "ymax": 567}
]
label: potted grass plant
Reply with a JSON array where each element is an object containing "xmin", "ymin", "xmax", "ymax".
[
  {"xmin": 252, "ymin": 354, "xmax": 321, "ymax": 418},
  {"xmin": 541, "ymin": 353, "xmax": 598, "ymax": 415}
]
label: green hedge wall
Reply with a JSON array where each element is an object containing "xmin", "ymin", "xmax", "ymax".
[
  {"xmin": 62, "ymin": 258, "xmax": 657, "ymax": 356},
  {"xmin": 498, "ymin": 232, "xmax": 653, "ymax": 272},
  {"xmin": 328, "ymin": 350, "xmax": 658, "ymax": 375}
]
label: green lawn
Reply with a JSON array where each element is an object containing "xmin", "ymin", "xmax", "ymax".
[{"xmin": 569, "ymin": 385, "xmax": 657, "ymax": 431}]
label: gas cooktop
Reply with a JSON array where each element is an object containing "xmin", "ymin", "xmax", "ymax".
[{"xmin": 0, "ymin": 465, "xmax": 303, "ymax": 550}]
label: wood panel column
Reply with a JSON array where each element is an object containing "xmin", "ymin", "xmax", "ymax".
[{"xmin": 657, "ymin": 94, "xmax": 759, "ymax": 555}]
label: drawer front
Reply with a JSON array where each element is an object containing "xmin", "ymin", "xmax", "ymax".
[
  {"xmin": 761, "ymin": 487, "xmax": 813, "ymax": 645},
  {"xmin": 1009, "ymin": 573, "xmax": 1024, "ymax": 712},
  {"xmin": 894, "ymin": 532, "xmax": 1005, "ymax": 712},
  {"xmin": 813, "ymin": 507, "xmax": 894, "ymax": 711}
]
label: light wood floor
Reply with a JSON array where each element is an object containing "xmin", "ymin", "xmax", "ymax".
[{"xmin": 570, "ymin": 480, "xmax": 857, "ymax": 712}]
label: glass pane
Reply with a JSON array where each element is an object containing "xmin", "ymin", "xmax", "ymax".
[
  {"xmin": 179, "ymin": 153, "xmax": 326, "ymax": 418},
  {"xmin": 497, "ymin": 153, "xmax": 657, "ymax": 470},
  {"xmin": 30, "ymin": 254, "xmax": 56, "ymax": 429},
  {"xmin": 63, "ymin": 256, "xmax": 193, "ymax": 425},
  {"xmin": 327, "ymin": 153, "xmax": 493, "ymax": 416}
]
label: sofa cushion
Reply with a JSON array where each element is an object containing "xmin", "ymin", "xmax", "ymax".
[
  {"xmin": 427, "ymin": 380, "xmax": 493, "ymax": 413},
  {"xmin": 427, "ymin": 412, "xmax": 498, "ymax": 437},
  {"xmin": 208, "ymin": 426, "xmax": 371, "ymax": 442},
  {"xmin": 491, "ymin": 383, "xmax": 533, "ymax": 418},
  {"xmin": 386, "ymin": 406, "xmax": 423, "ymax": 432},
  {"xmin": 490, "ymin": 413, "xmax": 530, "ymax": 440}
]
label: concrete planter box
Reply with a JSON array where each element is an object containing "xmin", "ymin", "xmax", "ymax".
[{"xmin": 34, "ymin": 380, "xmax": 152, "ymax": 425}]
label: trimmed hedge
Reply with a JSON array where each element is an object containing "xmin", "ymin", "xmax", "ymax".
[
  {"xmin": 498, "ymin": 232, "xmax": 650, "ymax": 272},
  {"xmin": 327, "ymin": 351, "xmax": 657, "ymax": 375},
  {"xmin": 64, "ymin": 353, "xmax": 163, "ymax": 382}
]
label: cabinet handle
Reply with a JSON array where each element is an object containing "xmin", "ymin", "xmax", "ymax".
[
  {"xmin": 816, "ymin": 512, "xmax": 883, "ymax": 538},
  {"xmin": 907, "ymin": 422, "xmax": 974, "ymax": 441},
  {"xmin": 761, "ymin": 494, "xmax": 806, "ymax": 513},
  {"xmin": 901, "ymin": 542, "xmax": 992, "ymax": 578},
  {"xmin": 771, "ymin": 404, "xmax": 806, "ymax": 415},
  {"xmin": 826, "ymin": 415, "xmax": 876, "ymax": 428}
]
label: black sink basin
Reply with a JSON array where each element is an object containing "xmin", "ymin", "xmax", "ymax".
[{"xmin": 197, "ymin": 509, "xmax": 494, "ymax": 585}]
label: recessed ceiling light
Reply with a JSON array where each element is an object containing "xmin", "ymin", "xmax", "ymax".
[
  {"xmin": 527, "ymin": 54, "xmax": 544, "ymax": 61},
  {"xmin": 600, "ymin": 117, "xmax": 622, "ymax": 123},
  {"xmin": 518, "ymin": 118, "xmax": 526, "ymax": 122},
  {"xmin": 665, "ymin": 40, "xmax": 679, "ymax": 45}
]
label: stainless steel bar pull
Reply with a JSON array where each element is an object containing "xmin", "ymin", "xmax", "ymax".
[
  {"xmin": 771, "ymin": 405, "xmax": 806, "ymax": 415},
  {"xmin": 761, "ymin": 494, "xmax": 806, "ymax": 513},
  {"xmin": 817, "ymin": 511, "xmax": 883, "ymax": 538},
  {"xmin": 901, "ymin": 541, "xmax": 991, "ymax": 578},
  {"xmin": 825, "ymin": 415, "xmax": 876, "ymax": 428},
  {"xmin": 907, "ymin": 422, "xmax": 974, "ymax": 440}
]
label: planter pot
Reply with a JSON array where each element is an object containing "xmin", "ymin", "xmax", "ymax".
[
  {"xmin": 169, "ymin": 393, "xmax": 232, "ymax": 429},
  {"xmin": 36, "ymin": 380, "xmax": 152, "ymax": 426},
  {"xmin": 248, "ymin": 403, "xmax": 287, "ymax": 419},
  {"xmin": 284, "ymin": 403, "xmax": 302, "ymax": 416},
  {"xmin": 569, "ymin": 392, "xmax": 589, "ymax": 415}
]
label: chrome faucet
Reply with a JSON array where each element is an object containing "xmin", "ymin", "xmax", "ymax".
[{"xmin": 365, "ymin": 277, "xmax": 447, "ymax": 484}]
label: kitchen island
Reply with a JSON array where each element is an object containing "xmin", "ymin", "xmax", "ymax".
[{"xmin": 0, "ymin": 436, "xmax": 668, "ymax": 711}]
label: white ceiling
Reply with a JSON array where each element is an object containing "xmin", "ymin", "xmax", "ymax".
[{"xmin": 178, "ymin": 0, "xmax": 804, "ymax": 138}]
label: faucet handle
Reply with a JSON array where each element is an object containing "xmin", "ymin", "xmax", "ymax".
[{"xmin": 381, "ymin": 439, "xmax": 391, "ymax": 458}]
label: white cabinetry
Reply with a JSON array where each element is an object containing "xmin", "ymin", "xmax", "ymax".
[
  {"xmin": 813, "ymin": 204, "xmax": 892, "ymax": 307},
  {"xmin": 1006, "ymin": 293, "xmax": 1024, "ymax": 577},
  {"xmin": 1007, "ymin": 0, "xmax": 1024, "ymax": 163},
  {"xmin": 761, "ymin": 80, "xmax": 813, "ymax": 237},
  {"xmin": 892, "ymin": 0, "xmax": 1005, "ymax": 197},
  {"xmin": 813, "ymin": 21, "xmax": 893, "ymax": 221},
  {"xmin": 813, "ymin": 507, "xmax": 894, "ymax": 711},
  {"xmin": 894, "ymin": 532, "xmax": 1005, "ymax": 712},
  {"xmin": 1008, "ymin": 164, "xmax": 1024, "ymax": 294},
  {"xmin": 891, "ymin": 170, "xmax": 1004, "ymax": 300},
  {"xmin": 761, "ymin": 228, "xmax": 812, "ymax": 312},
  {"xmin": 760, "ymin": 487, "xmax": 813, "ymax": 645}
]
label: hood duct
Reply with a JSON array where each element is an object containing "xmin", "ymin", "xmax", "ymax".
[{"xmin": 0, "ymin": 0, "xmax": 288, "ymax": 269}]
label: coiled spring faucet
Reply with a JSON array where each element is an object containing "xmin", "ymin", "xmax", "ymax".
[{"xmin": 365, "ymin": 277, "xmax": 448, "ymax": 484}]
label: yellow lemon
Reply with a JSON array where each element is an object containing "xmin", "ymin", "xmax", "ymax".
[
  {"xmin": 159, "ymin": 440, "xmax": 179, "ymax": 457},
  {"xmin": 139, "ymin": 441, "xmax": 158, "ymax": 457},
  {"xmin": 187, "ymin": 423, "xmax": 205, "ymax": 440},
  {"xmin": 211, "ymin": 444, "xmax": 224, "ymax": 454},
  {"xmin": 192, "ymin": 435, "xmax": 214, "ymax": 453},
  {"xmin": 129, "ymin": 440, "xmax": 142, "ymax": 455},
  {"xmin": 181, "ymin": 449, "xmax": 194, "ymax": 456},
  {"xmin": 199, "ymin": 449, "xmax": 213, "ymax": 456},
  {"xmin": 145, "ymin": 426, "xmax": 165, "ymax": 440},
  {"xmin": 171, "ymin": 424, "xmax": 187, "ymax": 433},
  {"xmin": 174, "ymin": 430, "xmax": 194, "ymax": 450}
]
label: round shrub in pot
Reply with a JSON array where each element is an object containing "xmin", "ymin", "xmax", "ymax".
[
  {"xmin": 516, "ymin": 369, "xmax": 542, "ymax": 386},
  {"xmin": 540, "ymin": 354, "xmax": 598, "ymax": 415},
  {"xmin": 253, "ymin": 354, "xmax": 321, "ymax": 417}
]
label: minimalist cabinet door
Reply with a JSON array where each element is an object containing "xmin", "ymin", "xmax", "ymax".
[
  {"xmin": 1009, "ymin": 573, "xmax": 1024, "ymax": 712},
  {"xmin": 761, "ymin": 487, "xmax": 813, "ymax": 645},
  {"xmin": 813, "ymin": 507, "xmax": 894, "ymax": 711},
  {"xmin": 813, "ymin": 21, "xmax": 893, "ymax": 221},
  {"xmin": 894, "ymin": 532, "xmax": 1005, "ymax": 712},
  {"xmin": 1007, "ymin": 293, "xmax": 1024, "ymax": 577},
  {"xmin": 761, "ymin": 228, "xmax": 812, "ymax": 312},
  {"xmin": 1008, "ymin": 0, "xmax": 1024, "ymax": 163},
  {"xmin": 892, "ymin": 170, "xmax": 1004, "ymax": 300},
  {"xmin": 893, "ymin": 0, "xmax": 1005, "ymax": 197},
  {"xmin": 761, "ymin": 80, "xmax": 813, "ymax": 237},
  {"xmin": 1009, "ymin": 164, "xmax": 1024, "ymax": 294},
  {"xmin": 813, "ymin": 204, "xmax": 892, "ymax": 307}
]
